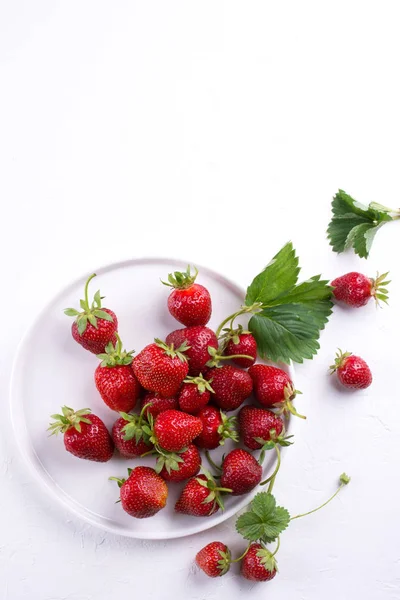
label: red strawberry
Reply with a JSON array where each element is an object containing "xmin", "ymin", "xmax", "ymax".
[
  {"xmin": 241, "ymin": 543, "xmax": 277, "ymax": 582},
  {"xmin": 205, "ymin": 365, "xmax": 253, "ymax": 411},
  {"xmin": 166, "ymin": 326, "xmax": 218, "ymax": 376},
  {"xmin": 95, "ymin": 335, "xmax": 140, "ymax": 413},
  {"xmin": 111, "ymin": 467, "xmax": 168, "ymax": 518},
  {"xmin": 152, "ymin": 409, "xmax": 203, "ymax": 452},
  {"xmin": 132, "ymin": 339, "xmax": 189, "ymax": 397},
  {"xmin": 178, "ymin": 375, "xmax": 213, "ymax": 414},
  {"xmin": 157, "ymin": 444, "xmax": 201, "ymax": 482},
  {"xmin": 112, "ymin": 415, "xmax": 153, "ymax": 459},
  {"xmin": 220, "ymin": 449, "xmax": 262, "ymax": 495},
  {"xmin": 331, "ymin": 271, "xmax": 390, "ymax": 307},
  {"xmin": 330, "ymin": 349, "xmax": 372, "ymax": 389},
  {"xmin": 239, "ymin": 405, "xmax": 284, "ymax": 450},
  {"xmin": 224, "ymin": 326, "xmax": 257, "ymax": 368},
  {"xmin": 140, "ymin": 392, "xmax": 178, "ymax": 418},
  {"xmin": 48, "ymin": 407, "xmax": 114, "ymax": 462},
  {"xmin": 64, "ymin": 273, "xmax": 118, "ymax": 354},
  {"xmin": 195, "ymin": 405, "xmax": 238, "ymax": 450},
  {"xmin": 248, "ymin": 364, "xmax": 305, "ymax": 419},
  {"xmin": 163, "ymin": 265, "xmax": 212, "ymax": 326},
  {"xmin": 175, "ymin": 473, "xmax": 228, "ymax": 517},
  {"xmin": 196, "ymin": 542, "xmax": 231, "ymax": 577}
]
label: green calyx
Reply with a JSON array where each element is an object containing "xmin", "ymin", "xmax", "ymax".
[
  {"xmin": 184, "ymin": 374, "xmax": 214, "ymax": 394},
  {"xmin": 161, "ymin": 265, "xmax": 198, "ymax": 289},
  {"xmin": 206, "ymin": 345, "xmax": 254, "ymax": 368},
  {"xmin": 274, "ymin": 384, "xmax": 306, "ymax": 420},
  {"xmin": 154, "ymin": 448, "xmax": 186, "ymax": 475},
  {"xmin": 256, "ymin": 429, "xmax": 294, "ymax": 466},
  {"xmin": 217, "ymin": 411, "xmax": 239, "ymax": 445},
  {"xmin": 329, "ymin": 349, "xmax": 352, "ymax": 373},
  {"xmin": 370, "ymin": 271, "xmax": 390, "ymax": 306},
  {"xmin": 196, "ymin": 469, "xmax": 233, "ymax": 512},
  {"xmin": 216, "ymin": 548, "xmax": 232, "ymax": 576},
  {"xmin": 64, "ymin": 273, "xmax": 114, "ymax": 335},
  {"xmin": 97, "ymin": 334, "xmax": 134, "ymax": 367},
  {"xmin": 155, "ymin": 338, "xmax": 190, "ymax": 363},
  {"xmin": 109, "ymin": 468, "xmax": 132, "ymax": 488},
  {"xmin": 120, "ymin": 408, "xmax": 151, "ymax": 445},
  {"xmin": 48, "ymin": 406, "xmax": 92, "ymax": 435},
  {"xmin": 256, "ymin": 546, "xmax": 279, "ymax": 573},
  {"xmin": 219, "ymin": 323, "xmax": 250, "ymax": 348}
]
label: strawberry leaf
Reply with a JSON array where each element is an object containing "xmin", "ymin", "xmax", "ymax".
[
  {"xmin": 246, "ymin": 243, "xmax": 333, "ymax": 364},
  {"xmin": 327, "ymin": 189, "xmax": 398, "ymax": 259},
  {"xmin": 236, "ymin": 492, "xmax": 290, "ymax": 543}
]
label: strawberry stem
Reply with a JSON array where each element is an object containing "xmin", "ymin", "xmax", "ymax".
[
  {"xmin": 84, "ymin": 273, "xmax": 97, "ymax": 311},
  {"xmin": 215, "ymin": 303, "xmax": 263, "ymax": 338},
  {"xmin": 290, "ymin": 473, "xmax": 351, "ymax": 521},
  {"xmin": 229, "ymin": 543, "xmax": 251, "ymax": 563},
  {"xmin": 205, "ymin": 450, "xmax": 222, "ymax": 473},
  {"xmin": 260, "ymin": 444, "xmax": 281, "ymax": 492}
]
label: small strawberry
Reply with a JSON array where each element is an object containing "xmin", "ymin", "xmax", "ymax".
[
  {"xmin": 152, "ymin": 409, "xmax": 203, "ymax": 452},
  {"xmin": 112, "ymin": 413, "xmax": 153, "ymax": 459},
  {"xmin": 330, "ymin": 349, "xmax": 372, "ymax": 389},
  {"xmin": 140, "ymin": 392, "xmax": 178, "ymax": 418},
  {"xmin": 163, "ymin": 265, "xmax": 212, "ymax": 326},
  {"xmin": 94, "ymin": 335, "xmax": 140, "ymax": 413},
  {"xmin": 331, "ymin": 271, "xmax": 390, "ymax": 307},
  {"xmin": 64, "ymin": 273, "xmax": 118, "ymax": 354},
  {"xmin": 196, "ymin": 542, "xmax": 231, "ymax": 577},
  {"xmin": 220, "ymin": 449, "xmax": 262, "ymax": 495},
  {"xmin": 241, "ymin": 543, "xmax": 277, "ymax": 582},
  {"xmin": 166, "ymin": 326, "xmax": 218, "ymax": 375},
  {"xmin": 195, "ymin": 405, "xmax": 238, "ymax": 450},
  {"xmin": 48, "ymin": 407, "xmax": 114, "ymax": 462},
  {"xmin": 239, "ymin": 405, "xmax": 284, "ymax": 450},
  {"xmin": 132, "ymin": 339, "xmax": 189, "ymax": 397},
  {"xmin": 110, "ymin": 467, "xmax": 168, "ymax": 518},
  {"xmin": 178, "ymin": 375, "xmax": 213, "ymax": 414},
  {"xmin": 157, "ymin": 444, "xmax": 201, "ymax": 482},
  {"xmin": 175, "ymin": 472, "xmax": 231, "ymax": 517},
  {"xmin": 205, "ymin": 365, "xmax": 253, "ymax": 411},
  {"xmin": 222, "ymin": 325, "xmax": 257, "ymax": 368},
  {"xmin": 248, "ymin": 364, "xmax": 305, "ymax": 419}
]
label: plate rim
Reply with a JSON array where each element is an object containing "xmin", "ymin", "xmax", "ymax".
[{"xmin": 9, "ymin": 256, "xmax": 295, "ymax": 540}]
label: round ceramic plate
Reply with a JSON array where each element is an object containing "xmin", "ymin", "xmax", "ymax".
[{"xmin": 10, "ymin": 258, "xmax": 294, "ymax": 539}]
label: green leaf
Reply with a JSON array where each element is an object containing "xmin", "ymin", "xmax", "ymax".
[
  {"xmin": 248, "ymin": 271, "xmax": 333, "ymax": 364},
  {"xmin": 236, "ymin": 492, "xmax": 290, "ymax": 543},
  {"xmin": 245, "ymin": 242, "xmax": 300, "ymax": 306},
  {"xmin": 327, "ymin": 189, "xmax": 396, "ymax": 259}
]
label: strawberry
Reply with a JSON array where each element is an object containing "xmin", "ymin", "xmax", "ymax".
[
  {"xmin": 132, "ymin": 339, "xmax": 189, "ymax": 397},
  {"xmin": 241, "ymin": 543, "xmax": 277, "ymax": 582},
  {"xmin": 223, "ymin": 326, "xmax": 257, "ymax": 368},
  {"xmin": 248, "ymin": 364, "xmax": 305, "ymax": 419},
  {"xmin": 163, "ymin": 265, "xmax": 212, "ymax": 326},
  {"xmin": 110, "ymin": 467, "xmax": 168, "ymax": 518},
  {"xmin": 178, "ymin": 375, "xmax": 213, "ymax": 414},
  {"xmin": 239, "ymin": 405, "xmax": 284, "ymax": 450},
  {"xmin": 95, "ymin": 335, "xmax": 140, "ymax": 413},
  {"xmin": 195, "ymin": 405, "xmax": 238, "ymax": 450},
  {"xmin": 140, "ymin": 392, "xmax": 178, "ymax": 418},
  {"xmin": 205, "ymin": 365, "xmax": 253, "ymax": 411},
  {"xmin": 112, "ymin": 414, "xmax": 153, "ymax": 459},
  {"xmin": 220, "ymin": 449, "xmax": 262, "ymax": 495},
  {"xmin": 166, "ymin": 326, "xmax": 218, "ymax": 376},
  {"xmin": 48, "ymin": 407, "xmax": 114, "ymax": 462},
  {"xmin": 64, "ymin": 273, "xmax": 118, "ymax": 354},
  {"xmin": 330, "ymin": 349, "xmax": 372, "ymax": 389},
  {"xmin": 175, "ymin": 472, "xmax": 230, "ymax": 517},
  {"xmin": 157, "ymin": 444, "xmax": 201, "ymax": 482},
  {"xmin": 331, "ymin": 271, "xmax": 390, "ymax": 307},
  {"xmin": 152, "ymin": 409, "xmax": 203, "ymax": 452},
  {"xmin": 196, "ymin": 542, "xmax": 231, "ymax": 577}
]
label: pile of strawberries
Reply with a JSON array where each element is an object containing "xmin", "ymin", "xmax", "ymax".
[{"xmin": 50, "ymin": 265, "xmax": 382, "ymax": 582}]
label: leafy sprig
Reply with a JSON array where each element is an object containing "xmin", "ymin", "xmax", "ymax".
[
  {"xmin": 327, "ymin": 189, "xmax": 400, "ymax": 258},
  {"xmin": 236, "ymin": 493, "xmax": 290, "ymax": 543}
]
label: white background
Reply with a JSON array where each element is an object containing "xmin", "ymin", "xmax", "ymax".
[{"xmin": 1, "ymin": 2, "xmax": 400, "ymax": 599}]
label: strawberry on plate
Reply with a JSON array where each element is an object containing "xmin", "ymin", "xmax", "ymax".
[
  {"xmin": 175, "ymin": 472, "xmax": 231, "ymax": 517},
  {"xmin": 248, "ymin": 364, "xmax": 305, "ymax": 419},
  {"xmin": 48, "ymin": 407, "xmax": 114, "ymax": 462},
  {"xmin": 112, "ymin": 414, "xmax": 153, "ymax": 459},
  {"xmin": 64, "ymin": 273, "xmax": 118, "ymax": 354},
  {"xmin": 140, "ymin": 392, "xmax": 178, "ymax": 419},
  {"xmin": 222, "ymin": 325, "xmax": 257, "ymax": 368},
  {"xmin": 163, "ymin": 265, "xmax": 212, "ymax": 326},
  {"xmin": 157, "ymin": 444, "xmax": 201, "ymax": 482},
  {"xmin": 195, "ymin": 405, "xmax": 238, "ymax": 450},
  {"xmin": 178, "ymin": 375, "xmax": 213, "ymax": 414},
  {"xmin": 95, "ymin": 335, "xmax": 140, "ymax": 413},
  {"xmin": 166, "ymin": 326, "xmax": 218, "ymax": 376},
  {"xmin": 132, "ymin": 339, "xmax": 189, "ymax": 397},
  {"xmin": 152, "ymin": 409, "xmax": 203, "ymax": 452},
  {"xmin": 110, "ymin": 466, "xmax": 168, "ymax": 518},
  {"xmin": 205, "ymin": 365, "xmax": 253, "ymax": 411},
  {"xmin": 239, "ymin": 405, "xmax": 284, "ymax": 450},
  {"xmin": 220, "ymin": 448, "xmax": 262, "ymax": 495}
]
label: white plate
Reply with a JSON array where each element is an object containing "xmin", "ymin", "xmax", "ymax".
[{"xmin": 10, "ymin": 258, "xmax": 294, "ymax": 539}]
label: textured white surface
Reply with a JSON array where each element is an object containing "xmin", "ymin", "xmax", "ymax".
[{"xmin": 1, "ymin": 2, "xmax": 400, "ymax": 598}]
